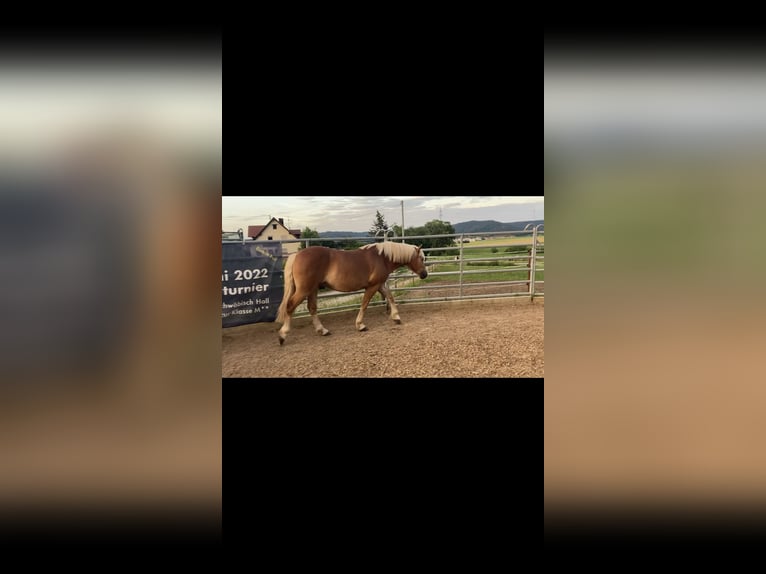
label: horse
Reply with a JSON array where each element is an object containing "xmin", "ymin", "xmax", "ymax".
[{"xmin": 276, "ymin": 242, "xmax": 428, "ymax": 345}]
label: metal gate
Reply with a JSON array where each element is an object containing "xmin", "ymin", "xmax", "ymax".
[{"xmin": 278, "ymin": 226, "xmax": 544, "ymax": 317}]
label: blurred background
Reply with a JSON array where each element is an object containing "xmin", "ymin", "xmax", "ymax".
[
  {"xmin": 545, "ymin": 50, "xmax": 766, "ymax": 515},
  {"xmin": 0, "ymin": 45, "xmax": 221, "ymax": 524}
]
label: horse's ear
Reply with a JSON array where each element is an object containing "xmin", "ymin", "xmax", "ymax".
[{"xmin": 416, "ymin": 245, "xmax": 422, "ymax": 251}]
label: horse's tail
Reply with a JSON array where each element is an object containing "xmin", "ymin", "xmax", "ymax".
[{"xmin": 277, "ymin": 252, "xmax": 297, "ymax": 324}]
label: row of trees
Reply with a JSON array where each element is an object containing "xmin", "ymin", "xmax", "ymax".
[
  {"xmin": 299, "ymin": 226, "xmax": 363, "ymax": 250},
  {"xmin": 370, "ymin": 210, "xmax": 456, "ymax": 253},
  {"xmin": 299, "ymin": 210, "xmax": 457, "ymax": 253}
]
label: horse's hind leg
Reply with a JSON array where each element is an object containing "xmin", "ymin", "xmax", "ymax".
[
  {"xmin": 308, "ymin": 290, "xmax": 330, "ymax": 336},
  {"xmin": 379, "ymin": 283, "xmax": 401, "ymax": 324},
  {"xmin": 278, "ymin": 313, "xmax": 291, "ymax": 345},
  {"xmin": 378, "ymin": 287, "xmax": 390, "ymax": 314},
  {"xmin": 278, "ymin": 288, "xmax": 311, "ymax": 344}
]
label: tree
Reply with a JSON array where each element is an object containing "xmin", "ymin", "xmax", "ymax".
[
  {"xmin": 399, "ymin": 220, "xmax": 456, "ymax": 254},
  {"xmin": 421, "ymin": 220, "xmax": 457, "ymax": 254},
  {"xmin": 368, "ymin": 210, "xmax": 389, "ymax": 238},
  {"xmin": 301, "ymin": 226, "xmax": 320, "ymax": 249},
  {"xmin": 423, "ymin": 219, "xmax": 455, "ymax": 239},
  {"xmin": 338, "ymin": 239, "xmax": 363, "ymax": 250}
]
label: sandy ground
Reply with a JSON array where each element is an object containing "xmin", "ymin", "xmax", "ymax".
[{"xmin": 222, "ymin": 296, "xmax": 544, "ymax": 378}]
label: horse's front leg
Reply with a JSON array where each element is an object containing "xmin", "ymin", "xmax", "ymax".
[
  {"xmin": 355, "ymin": 285, "xmax": 380, "ymax": 332},
  {"xmin": 378, "ymin": 283, "xmax": 401, "ymax": 324}
]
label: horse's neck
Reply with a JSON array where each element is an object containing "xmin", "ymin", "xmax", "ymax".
[{"xmin": 384, "ymin": 257, "xmax": 403, "ymax": 274}]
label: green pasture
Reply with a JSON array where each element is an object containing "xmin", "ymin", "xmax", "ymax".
[
  {"xmin": 414, "ymin": 263, "xmax": 544, "ymax": 286},
  {"xmin": 458, "ymin": 235, "xmax": 544, "ymax": 248},
  {"xmin": 421, "ymin": 238, "xmax": 544, "ymax": 265}
]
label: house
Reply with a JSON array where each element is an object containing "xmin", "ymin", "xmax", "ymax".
[{"xmin": 248, "ymin": 218, "xmax": 302, "ymax": 255}]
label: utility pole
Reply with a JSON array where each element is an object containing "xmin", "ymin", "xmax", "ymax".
[{"xmin": 401, "ymin": 200, "xmax": 405, "ymax": 242}]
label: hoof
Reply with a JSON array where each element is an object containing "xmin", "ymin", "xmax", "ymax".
[
  {"xmin": 358, "ymin": 325, "xmax": 368, "ymax": 332},
  {"xmin": 319, "ymin": 329, "xmax": 331, "ymax": 336},
  {"xmin": 394, "ymin": 319, "xmax": 401, "ymax": 325},
  {"xmin": 279, "ymin": 336, "xmax": 285, "ymax": 346}
]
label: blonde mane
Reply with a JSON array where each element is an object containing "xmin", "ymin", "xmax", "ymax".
[{"xmin": 360, "ymin": 241, "xmax": 417, "ymax": 264}]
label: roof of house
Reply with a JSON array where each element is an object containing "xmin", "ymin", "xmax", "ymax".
[
  {"xmin": 248, "ymin": 218, "xmax": 301, "ymax": 239},
  {"xmin": 248, "ymin": 225, "xmax": 266, "ymax": 238}
]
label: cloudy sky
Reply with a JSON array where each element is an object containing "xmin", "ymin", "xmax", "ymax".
[{"xmin": 222, "ymin": 196, "xmax": 544, "ymax": 233}]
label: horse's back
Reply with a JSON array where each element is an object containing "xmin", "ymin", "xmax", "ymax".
[
  {"xmin": 293, "ymin": 245, "xmax": 373, "ymax": 292},
  {"xmin": 296, "ymin": 246, "xmax": 332, "ymax": 265},
  {"xmin": 298, "ymin": 245, "xmax": 367, "ymax": 266},
  {"xmin": 299, "ymin": 246, "xmax": 333, "ymax": 256}
]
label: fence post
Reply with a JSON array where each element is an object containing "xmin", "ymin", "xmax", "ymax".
[
  {"xmin": 529, "ymin": 226, "xmax": 538, "ymax": 300},
  {"xmin": 526, "ymin": 247, "xmax": 531, "ymax": 290},
  {"xmin": 459, "ymin": 234, "xmax": 464, "ymax": 298}
]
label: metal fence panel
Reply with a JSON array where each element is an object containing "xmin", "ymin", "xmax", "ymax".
[
  {"xmin": 222, "ymin": 228, "xmax": 544, "ymax": 322},
  {"xmin": 282, "ymin": 228, "xmax": 544, "ymax": 317}
]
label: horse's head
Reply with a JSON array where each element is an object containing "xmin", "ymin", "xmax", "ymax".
[{"xmin": 409, "ymin": 245, "xmax": 428, "ymax": 279}]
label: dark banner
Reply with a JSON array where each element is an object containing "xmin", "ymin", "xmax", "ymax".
[{"xmin": 222, "ymin": 242, "xmax": 284, "ymax": 328}]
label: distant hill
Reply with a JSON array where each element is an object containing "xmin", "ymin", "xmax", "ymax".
[
  {"xmin": 318, "ymin": 231, "xmax": 370, "ymax": 238},
  {"xmin": 319, "ymin": 220, "xmax": 543, "ymax": 238},
  {"xmin": 452, "ymin": 220, "xmax": 544, "ymax": 234}
]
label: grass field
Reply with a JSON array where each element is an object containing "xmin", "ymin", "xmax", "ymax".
[
  {"xmin": 457, "ymin": 235, "xmax": 544, "ymax": 248},
  {"xmin": 421, "ymin": 236, "xmax": 543, "ymax": 257}
]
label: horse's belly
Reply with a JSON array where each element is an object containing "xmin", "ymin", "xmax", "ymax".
[
  {"xmin": 319, "ymin": 281, "xmax": 348, "ymax": 291},
  {"xmin": 322, "ymin": 259, "xmax": 377, "ymax": 292},
  {"xmin": 322, "ymin": 275, "xmax": 366, "ymax": 292},
  {"xmin": 322, "ymin": 279, "xmax": 351, "ymax": 292}
]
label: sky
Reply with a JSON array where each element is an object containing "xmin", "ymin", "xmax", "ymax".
[{"xmin": 222, "ymin": 196, "xmax": 544, "ymax": 234}]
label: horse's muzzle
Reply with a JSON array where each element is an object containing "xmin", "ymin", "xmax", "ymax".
[{"xmin": 419, "ymin": 271, "xmax": 428, "ymax": 279}]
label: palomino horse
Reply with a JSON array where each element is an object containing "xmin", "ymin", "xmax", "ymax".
[{"xmin": 276, "ymin": 242, "xmax": 428, "ymax": 345}]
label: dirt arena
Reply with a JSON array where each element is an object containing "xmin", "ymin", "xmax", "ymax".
[{"xmin": 222, "ymin": 296, "xmax": 544, "ymax": 378}]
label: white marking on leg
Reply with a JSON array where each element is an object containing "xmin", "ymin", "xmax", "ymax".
[
  {"xmin": 279, "ymin": 314, "xmax": 292, "ymax": 344},
  {"xmin": 355, "ymin": 309, "xmax": 366, "ymax": 331},
  {"xmin": 356, "ymin": 287, "xmax": 377, "ymax": 332},
  {"xmin": 380, "ymin": 285, "xmax": 401, "ymax": 322},
  {"xmin": 311, "ymin": 313, "xmax": 329, "ymax": 336},
  {"xmin": 279, "ymin": 314, "xmax": 291, "ymax": 337}
]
